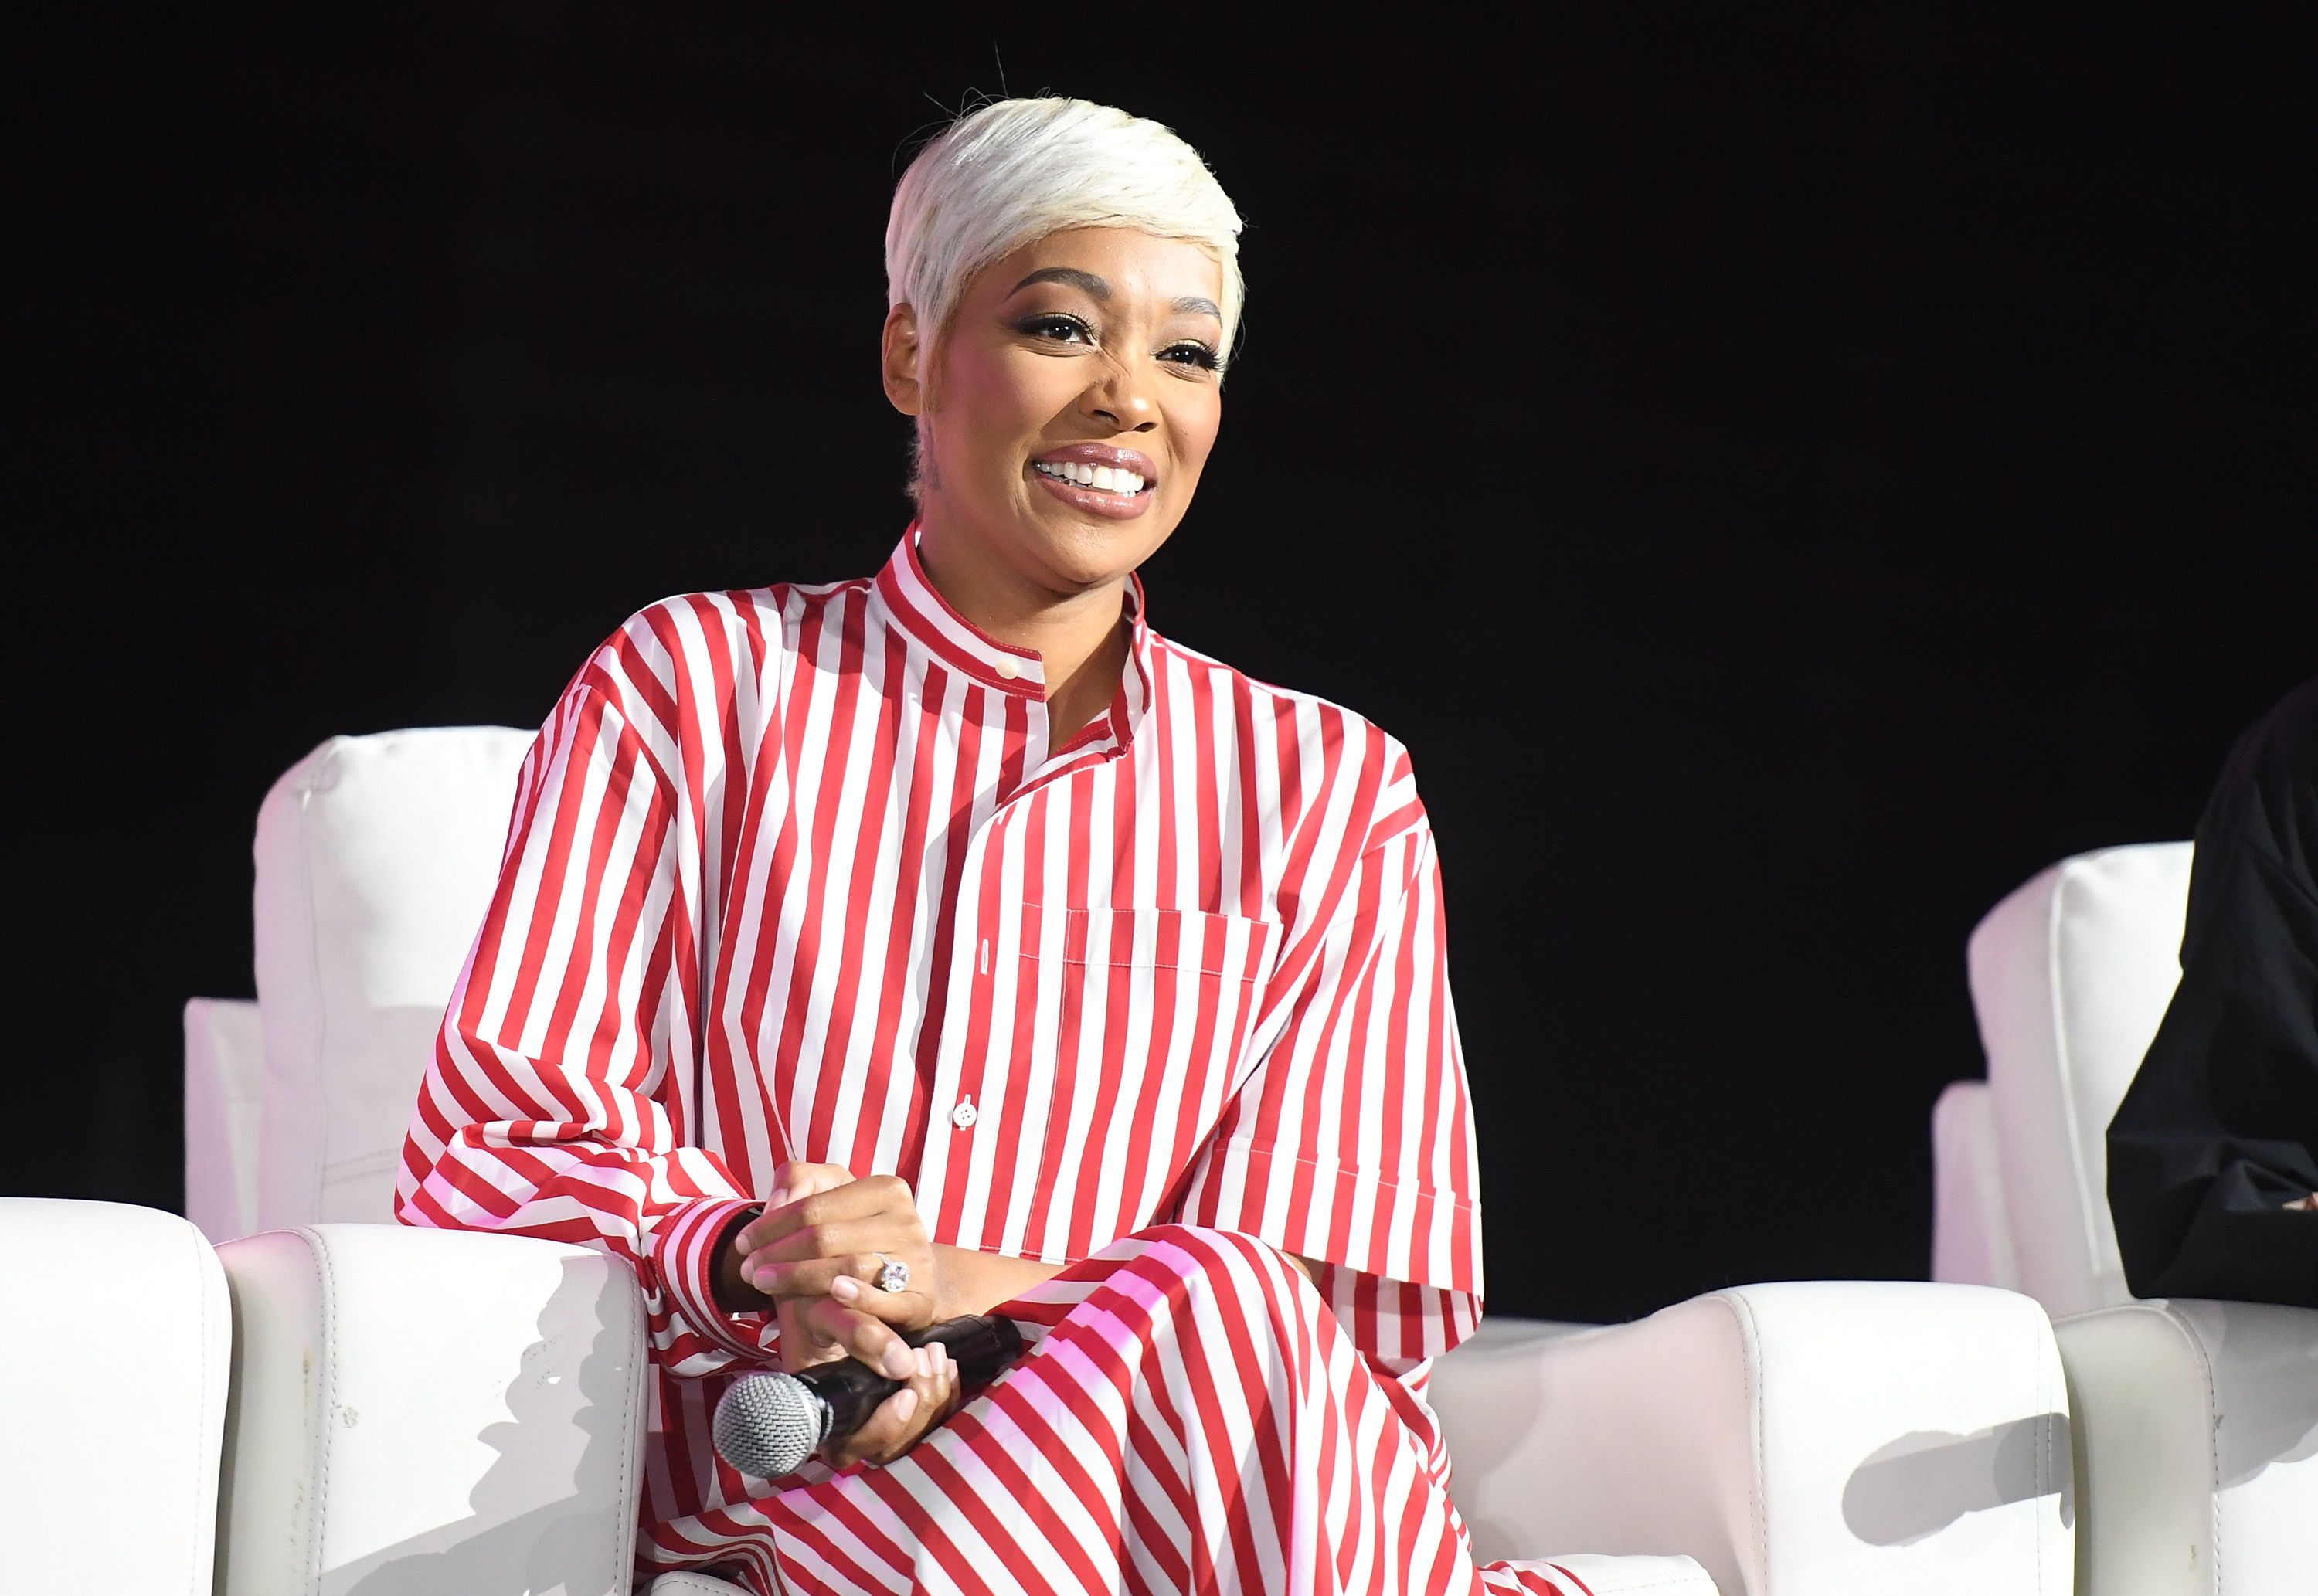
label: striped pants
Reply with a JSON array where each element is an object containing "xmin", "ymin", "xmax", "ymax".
[{"xmin": 652, "ymin": 1225, "xmax": 1623, "ymax": 1595}]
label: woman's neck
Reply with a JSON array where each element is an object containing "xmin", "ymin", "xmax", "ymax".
[{"xmin": 915, "ymin": 518, "xmax": 1130, "ymax": 746}]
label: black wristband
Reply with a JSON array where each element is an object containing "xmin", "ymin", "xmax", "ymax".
[{"xmin": 708, "ymin": 1202, "xmax": 767, "ymax": 1312}]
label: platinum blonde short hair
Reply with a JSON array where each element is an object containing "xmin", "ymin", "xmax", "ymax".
[{"xmin": 885, "ymin": 97, "xmax": 1246, "ymax": 364}]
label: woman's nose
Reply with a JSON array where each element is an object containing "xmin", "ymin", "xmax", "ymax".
[{"xmin": 1080, "ymin": 356, "xmax": 1158, "ymax": 433}]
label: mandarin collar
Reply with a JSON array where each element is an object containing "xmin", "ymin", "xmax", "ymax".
[{"xmin": 870, "ymin": 528, "xmax": 1153, "ymax": 733}]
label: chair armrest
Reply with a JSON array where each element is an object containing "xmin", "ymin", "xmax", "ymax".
[
  {"xmin": 1430, "ymin": 1282, "xmax": 2070, "ymax": 1595},
  {"xmin": 0, "ymin": 1199, "xmax": 230, "ymax": 1590},
  {"xmin": 2057, "ymin": 1298, "xmax": 2318, "ymax": 1595},
  {"xmin": 215, "ymin": 1223, "xmax": 648, "ymax": 1596}
]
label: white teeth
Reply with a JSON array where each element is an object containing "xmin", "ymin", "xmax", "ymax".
[{"xmin": 1034, "ymin": 459, "xmax": 1147, "ymax": 496}]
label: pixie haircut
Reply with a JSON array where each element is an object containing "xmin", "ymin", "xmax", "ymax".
[{"xmin": 885, "ymin": 97, "xmax": 1246, "ymax": 364}]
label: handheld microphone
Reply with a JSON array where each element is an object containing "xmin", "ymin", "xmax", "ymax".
[{"xmin": 712, "ymin": 1314, "xmax": 1024, "ymax": 1479}]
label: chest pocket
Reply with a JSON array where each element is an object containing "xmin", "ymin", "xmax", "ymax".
[{"xmin": 1018, "ymin": 904, "xmax": 1282, "ymax": 1251}]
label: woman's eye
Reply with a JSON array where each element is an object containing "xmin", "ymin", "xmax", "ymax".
[
  {"xmin": 1159, "ymin": 341, "xmax": 1220, "ymax": 372},
  {"xmin": 1021, "ymin": 314, "xmax": 1092, "ymax": 345}
]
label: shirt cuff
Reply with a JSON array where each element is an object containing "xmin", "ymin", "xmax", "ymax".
[{"xmin": 650, "ymin": 1196, "xmax": 780, "ymax": 1363}]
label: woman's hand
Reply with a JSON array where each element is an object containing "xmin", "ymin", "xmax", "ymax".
[
  {"xmin": 822, "ymin": 1335, "xmax": 961, "ymax": 1469},
  {"xmin": 733, "ymin": 1164, "xmax": 945, "ymax": 1350},
  {"xmin": 712, "ymin": 1162, "xmax": 959, "ymax": 1463}
]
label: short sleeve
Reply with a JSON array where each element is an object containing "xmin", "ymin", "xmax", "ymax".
[{"xmin": 1174, "ymin": 807, "xmax": 1484, "ymax": 1366}]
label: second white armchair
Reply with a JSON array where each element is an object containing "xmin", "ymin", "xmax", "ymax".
[{"xmin": 1936, "ymin": 842, "xmax": 2318, "ymax": 1594}]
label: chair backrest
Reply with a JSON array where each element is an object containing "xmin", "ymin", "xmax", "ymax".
[
  {"xmin": 1966, "ymin": 841, "xmax": 2194, "ymax": 1318},
  {"xmin": 252, "ymin": 727, "xmax": 534, "ymax": 1231}
]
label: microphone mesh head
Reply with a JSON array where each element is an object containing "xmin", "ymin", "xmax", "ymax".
[{"xmin": 713, "ymin": 1371, "xmax": 824, "ymax": 1480}]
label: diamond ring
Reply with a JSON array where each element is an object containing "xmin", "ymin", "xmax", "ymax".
[{"xmin": 874, "ymin": 1253, "xmax": 910, "ymax": 1293}]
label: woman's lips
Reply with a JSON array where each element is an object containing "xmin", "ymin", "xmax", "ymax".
[
  {"xmin": 1030, "ymin": 463, "xmax": 1153, "ymax": 520},
  {"xmin": 1027, "ymin": 443, "xmax": 1157, "ymax": 521}
]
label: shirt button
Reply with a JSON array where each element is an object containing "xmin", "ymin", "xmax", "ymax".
[
  {"xmin": 994, "ymin": 658, "xmax": 1020, "ymax": 681},
  {"xmin": 950, "ymin": 1100, "xmax": 978, "ymax": 1129}
]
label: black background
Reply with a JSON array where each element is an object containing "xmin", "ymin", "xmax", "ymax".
[{"xmin": 15, "ymin": 7, "xmax": 2313, "ymax": 1324}]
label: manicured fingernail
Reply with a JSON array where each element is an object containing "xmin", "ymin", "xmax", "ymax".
[
  {"xmin": 892, "ymin": 1389, "xmax": 919, "ymax": 1421},
  {"xmin": 917, "ymin": 1347, "xmax": 935, "ymax": 1378},
  {"xmin": 767, "ymin": 1187, "xmax": 789, "ymax": 1209},
  {"xmin": 882, "ymin": 1343, "xmax": 916, "ymax": 1380},
  {"xmin": 830, "ymin": 1276, "xmax": 861, "ymax": 1302}
]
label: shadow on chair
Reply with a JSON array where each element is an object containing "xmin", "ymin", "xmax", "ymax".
[
  {"xmin": 334, "ymin": 1258, "xmax": 636, "ymax": 1596},
  {"xmin": 1842, "ymin": 1411, "xmax": 2074, "ymax": 1547}
]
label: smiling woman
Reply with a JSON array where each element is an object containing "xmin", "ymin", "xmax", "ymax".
[
  {"xmin": 886, "ymin": 222, "xmax": 1229, "ymax": 745},
  {"xmin": 396, "ymin": 97, "xmax": 1628, "ymax": 1595}
]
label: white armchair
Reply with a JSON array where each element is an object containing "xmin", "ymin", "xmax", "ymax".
[
  {"xmin": 161, "ymin": 727, "xmax": 2085, "ymax": 1593},
  {"xmin": 1936, "ymin": 844, "xmax": 2318, "ymax": 1593}
]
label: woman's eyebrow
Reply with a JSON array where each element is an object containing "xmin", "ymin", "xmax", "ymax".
[
  {"xmin": 1005, "ymin": 270, "xmax": 1220, "ymax": 321},
  {"xmin": 1009, "ymin": 266, "xmax": 1111, "ymax": 300}
]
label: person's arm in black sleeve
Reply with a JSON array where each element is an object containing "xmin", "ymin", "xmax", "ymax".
[{"xmin": 2106, "ymin": 676, "xmax": 2318, "ymax": 1308}]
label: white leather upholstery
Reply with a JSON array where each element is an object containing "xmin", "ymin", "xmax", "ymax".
[
  {"xmin": 0, "ymin": 1198, "xmax": 231, "ymax": 1590},
  {"xmin": 187, "ymin": 995, "xmax": 266, "ymax": 1242},
  {"xmin": 2058, "ymin": 1299, "xmax": 2318, "ymax": 1596},
  {"xmin": 1429, "ymin": 1281, "xmax": 2071, "ymax": 1596},
  {"xmin": 1931, "ymin": 1079, "xmax": 2019, "ymax": 1292},
  {"xmin": 251, "ymin": 727, "xmax": 532, "ymax": 1231},
  {"xmin": 1938, "ymin": 842, "xmax": 2318, "ymax": 1594},
  {"xmin": 1959, "ymin": 842, "xmax": 2194, "ymax": 1317},
  {"xmin": 214, "ymin": 1222, "xmax": 647, "ymax": 1596}
]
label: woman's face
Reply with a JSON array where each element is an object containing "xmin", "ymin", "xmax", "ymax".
[{"xmin": 885, "ymin": 226, "xmax": 1226, "ymax": 597}]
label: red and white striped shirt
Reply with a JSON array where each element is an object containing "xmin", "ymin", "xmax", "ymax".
[{"xmin": 398, "ymin": 531, "xmax": 1486, "ymax": 1564}]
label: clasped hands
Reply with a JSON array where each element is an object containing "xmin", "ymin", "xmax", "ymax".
[
  {"xmin": 713, "ymin": 1161, "xmax": 960, "ymax": 1468},
  {"xmin": 710, "ymin": 1163, "xmax": 1308, "ymax": 1469}
]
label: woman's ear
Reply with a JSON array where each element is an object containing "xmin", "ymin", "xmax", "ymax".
[{"xmin": 882, "ymin": 304, "xmax": 925, "ymax": 416}]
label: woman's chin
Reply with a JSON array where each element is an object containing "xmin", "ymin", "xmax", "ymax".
[{"xmin": 1012, "ymin": 499, "xmax": 1174, "ymax": 588}]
